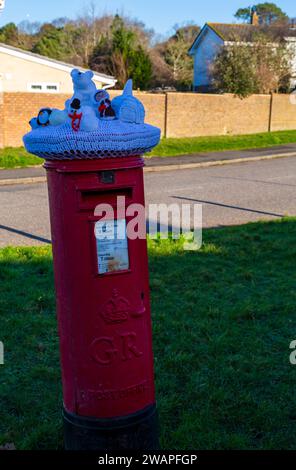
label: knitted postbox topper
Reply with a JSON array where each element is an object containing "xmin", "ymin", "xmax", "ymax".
[{"xmin": 23, "ymin": 70, "xmax": 160, "ymax": 159}]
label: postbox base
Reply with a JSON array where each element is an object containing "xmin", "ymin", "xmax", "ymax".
[{"xmin": 63, "ymin": 404, "xmax": 159, "ymax": 450}]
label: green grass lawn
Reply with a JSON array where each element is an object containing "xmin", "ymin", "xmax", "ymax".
[
  {"xmin": 0, "ymin": 147, "xmax": 41, "ymax": 169},
  {"xmin": 1, "ymin": 129, "xmax": 296, "ymax": 169},
  {"xmin": 1, "ymin": 218, "xmax": 296, "ymax": 449},
  {"xmin": 148, "ymin": 130, "xmax": 296, "ymax": 157}
]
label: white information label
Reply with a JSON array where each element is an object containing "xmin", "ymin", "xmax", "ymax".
[{"xmin": 95, "ymin": 219, "xmax": 129, "ymax": 274}]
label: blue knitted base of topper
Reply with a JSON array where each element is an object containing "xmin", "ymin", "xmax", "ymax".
[{"xmin": 23, "ymin": 121, "xmax": 161, "ymax": 159}]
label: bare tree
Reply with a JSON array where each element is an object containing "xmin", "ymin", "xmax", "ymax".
[
  {"xmin": 254, "ymin": 39, "xmax": 292, "ymax": 93},
  {"xmin": 152, "ymin": 24, "xmax": 199, "ymax": 89},
  {"xmin": 149, "ymin": 47, "xmax": 174, "ymax": 87},
  {"xmin": 76, "ymin": 1, "xmax": 107, "ymax": 65},
  {"xmin": 163, "ymin": 25, "xmax": 199, "ymax": 87}
]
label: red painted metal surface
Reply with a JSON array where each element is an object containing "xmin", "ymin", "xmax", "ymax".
[{"xmin": 44, "ymin": 157, "xmax": 156, "ymax": 419}]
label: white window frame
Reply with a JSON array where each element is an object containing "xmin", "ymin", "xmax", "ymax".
[{"xmin": 27, "ymin": 82, "xmax": 60, "ymax": 93}]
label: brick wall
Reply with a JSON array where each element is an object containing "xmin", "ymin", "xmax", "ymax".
[
  {"xmin": 0, "ymin": 91, "xmax": 295, "ymax": 148},
  {"xmin": 0, "ymin": 93, "xmax": 4, "ymax": 148},
  {"xmin": 165, "ymin": 93, "xmax": 271, "ymax": 138},
  {"xmin": 3, "ymin": 93, "xmax": 69, "ymax": 148},
  {"xmin": 269, "ymin": 93, "xmax": 296, "ymax": 132}
]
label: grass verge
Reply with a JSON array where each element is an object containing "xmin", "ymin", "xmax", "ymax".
[
  {"xmin": 148, "ymin": 130, "xmax": 296, "ymax": 157},
  {"xmin": 0, "ymin": 218, "xmax": 296, "ymax": 449},
  {"xmin": 0, "ymin": 147, "xmax": 41, "ymax": 169},
  {"xmin": 1, "ymin": 129, "xmax": 296, "ymax": 169}
]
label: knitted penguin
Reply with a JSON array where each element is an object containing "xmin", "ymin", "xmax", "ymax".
[
  {"xmin": 94, "ymin": 89, "xmax": 115, "ymax": 120},
  {"xmin": 29, "ymin": 117, "xmax": 39, "ymax": 130},
  {"xmin": 37, "ymin": 108, "xmax": 52, "ymax": 127}
]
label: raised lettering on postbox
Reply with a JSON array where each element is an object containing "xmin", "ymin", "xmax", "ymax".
[{"xmin": 90, "ymin": 332, "xmax": 143, "ymax": 365}]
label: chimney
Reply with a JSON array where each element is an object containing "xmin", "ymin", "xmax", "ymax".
[{"xmin": 251, "ymin": 9, "xmax": 259, "ymax": 25}]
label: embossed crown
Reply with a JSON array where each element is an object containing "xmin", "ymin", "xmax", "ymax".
[{"xmin": 101, "ymin": 290, "xmax": 130, "ymax": 324}]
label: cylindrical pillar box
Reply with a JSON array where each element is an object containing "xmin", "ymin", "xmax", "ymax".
[
  {"xmin": 23, "ymin": 71, "xmax": 161, "ymax": 450},
  {"xmin": 44, "ymin": 156, "xmax": 158, "ymax": 450}
]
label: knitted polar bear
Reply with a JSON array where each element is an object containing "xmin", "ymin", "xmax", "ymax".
[
  {"xmin": 65, "ymin": 69, "xmax": 99, "ymax": 131},
  {"xmin": 70, "ymin": 69, "xmax": 97, "ymax": 107}
]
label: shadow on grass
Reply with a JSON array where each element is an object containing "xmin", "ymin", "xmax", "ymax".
[{"xmin": 0, "ymin": 218, "xmax": 296, "ymax": 449}]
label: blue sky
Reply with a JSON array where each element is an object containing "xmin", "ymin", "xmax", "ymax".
[{"xmin": 0, "ymin": 0, "xmax": 295, "ymax": 36}]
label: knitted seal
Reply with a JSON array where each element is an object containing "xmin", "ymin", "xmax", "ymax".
[{"xmin": 23, "ymin": 71, "xmax": 160, "ymax": 160}]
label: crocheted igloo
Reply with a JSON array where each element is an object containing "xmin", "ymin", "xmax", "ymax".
[{"xmin": 23, "ymin": 70, "xmax": 160, "ymax": 160}]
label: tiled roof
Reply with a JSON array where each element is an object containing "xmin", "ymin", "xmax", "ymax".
[{"xmin": 208, "ymin": 22, "xmax": 296, "ymax": 42}]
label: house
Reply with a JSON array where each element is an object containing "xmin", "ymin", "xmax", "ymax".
[
  {"xmin": 189, "ymin": 13, "xmax": 296, "ymax": 92},
  {"xmin": 0, "ymin": 43, "xmax": 116, "ymax": 93}
]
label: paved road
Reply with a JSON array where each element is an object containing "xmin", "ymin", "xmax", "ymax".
[{"xmin": 1, "ymin": 156, "xmax": 296, "ymax": 246}]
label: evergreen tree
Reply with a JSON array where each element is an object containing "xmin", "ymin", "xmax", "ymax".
[
  {"xmin": 90, "ymin": 15, "xmax": 153, "ymax": 89},
  {"xmin": 0, "ymin": 23, "xmax": 19, "ymax": 46},
  {"xmin": 33, "ymin": 25, "xmax": 71, "ymax": 60},
  {"xmin": 235, "ymin": 3, "xmax": 288, "ymax": 24}
]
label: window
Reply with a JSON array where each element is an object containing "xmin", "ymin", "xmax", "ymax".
[
  {"xmin": 31, "ymin": 84, "xmax": 42, "ymax": 91},
  {"xmin": 46, "ymin": 85, "xmax": 58, "ymax": 91},
  {"xmin": 27, "ymin": 82, "xmax": 60, "ymax": 93}
]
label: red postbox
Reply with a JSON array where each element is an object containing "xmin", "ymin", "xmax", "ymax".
[
  {"xmin": 23, "ymin": 72, "xmax": 161, "ymax": 450},
  {"xmin": 44, "ymin": 156, "xmax": 158, "ymax": 449}
]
